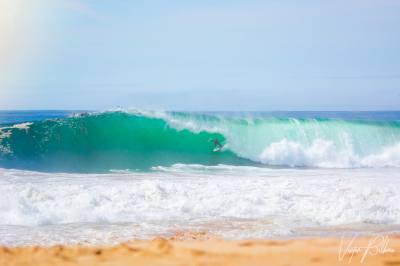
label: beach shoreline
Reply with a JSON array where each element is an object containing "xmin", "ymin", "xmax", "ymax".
[{"xmin": 2, "ymin": 234, "xmax": 400, "ymax": 266}]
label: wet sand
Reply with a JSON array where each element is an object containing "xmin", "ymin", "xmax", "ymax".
[{"xmin": 1, "ymin": 233, "xmax": 400, "ymax": 266}]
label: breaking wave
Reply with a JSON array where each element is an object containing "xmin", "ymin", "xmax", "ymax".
[{"xmin": 0, "ymin": 111, "xmax": 399, "ymax": 172}]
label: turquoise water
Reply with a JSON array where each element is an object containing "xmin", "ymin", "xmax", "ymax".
[
  {"xmin": 0, "ymin": 110, "xmax": 399, "ymax": 172},
  {"xmin": 0, "ymin": 110, "xmax": 400, "ymax": 245}
]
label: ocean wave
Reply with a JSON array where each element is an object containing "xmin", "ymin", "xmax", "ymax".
[{"xmin": 0, "ymin": 111, "xmax": 399, "ymax": 172}]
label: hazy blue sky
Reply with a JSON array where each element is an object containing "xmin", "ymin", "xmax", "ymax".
[{"xmin": 0, "ymin": 0, "xmax": 399, "ymax": 110}]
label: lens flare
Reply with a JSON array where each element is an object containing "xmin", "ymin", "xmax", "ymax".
[{"xmin": 0, "ymin": 0, "xmax": 48, "ymax": 108}]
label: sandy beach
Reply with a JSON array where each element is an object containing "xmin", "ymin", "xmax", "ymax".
[{"xmin": 1, "ymin": 234, "xmax": 400, "ymax": 266}]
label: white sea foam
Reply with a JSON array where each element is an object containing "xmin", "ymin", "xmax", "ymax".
[
  {"xmin": 361, "ymin": 143, "xmax": 400, "ymax": 168},
  {"xmin": 0, "ymin": 166, "xmax": 399, "ymax": 246},
  {"xmin": 259, "ymin": 139, "xmax": 400, "ymax": 168}
]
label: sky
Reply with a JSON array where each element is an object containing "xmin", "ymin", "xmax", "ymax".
[{"xmin": 0, "ymin": 0, "xmax": 399, "ymax": 111}]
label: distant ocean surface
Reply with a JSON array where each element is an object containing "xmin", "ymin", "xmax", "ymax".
[{"xmin": 0, "ymin": 110, "xmax": 399, "ymax": 246}]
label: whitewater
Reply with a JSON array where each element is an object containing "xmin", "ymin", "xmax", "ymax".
[{"xmin": 0, "ymin": 110, "xmax": 399, "ymax": 246}]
